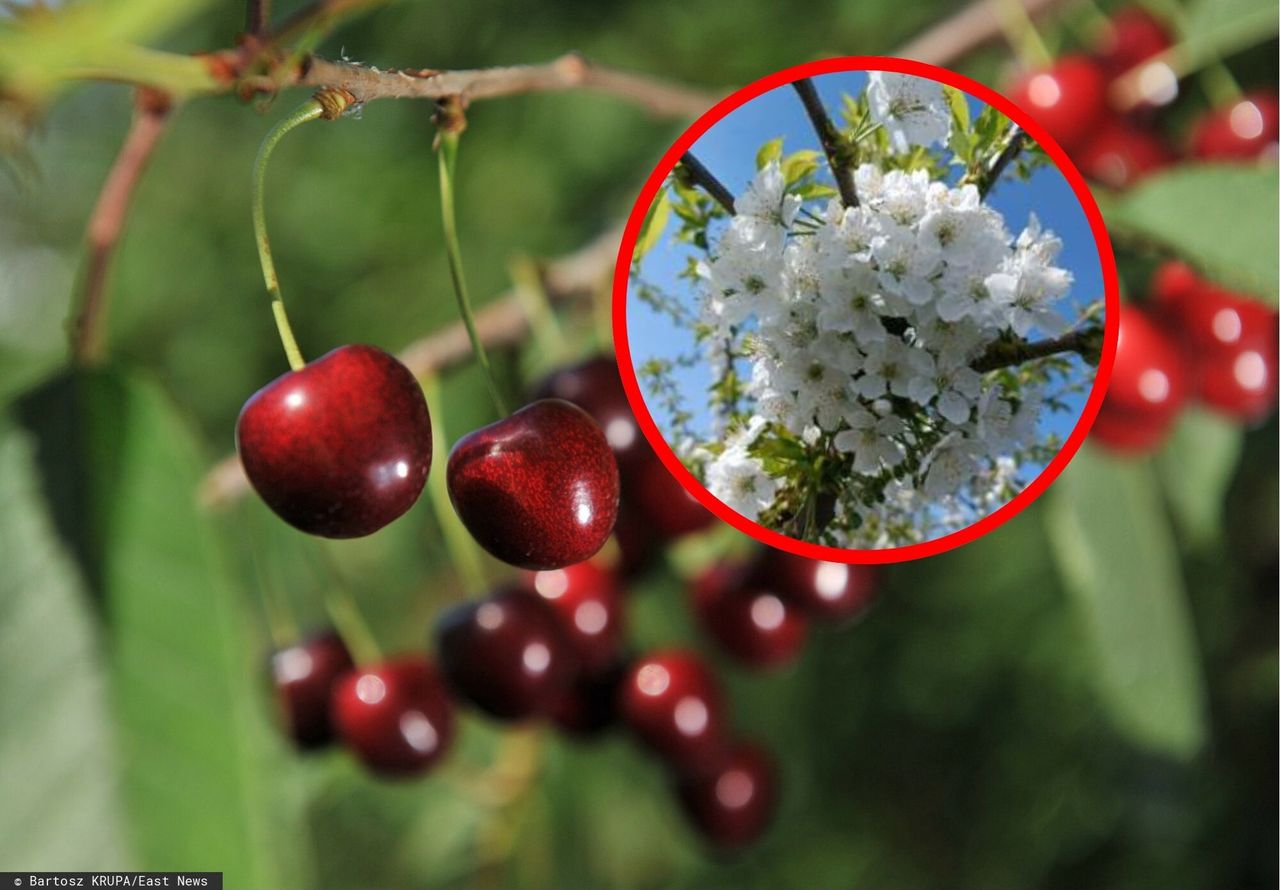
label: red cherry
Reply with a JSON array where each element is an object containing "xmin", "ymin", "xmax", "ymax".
[
  {"xmin": 692, "ymin": 563, "xmax": 808, "ymax": 669},
  {"xmin": 1076, "ymin": 121, "xmax": 1174, "ymax": 189},
  {"xmin": 1094, "ymin": 8, "xmax": 1172, "ymax": 76},
  {"xmin": 1006, "ymin": 55, "xmax": 1109, "ymax": 152},
  {"xmin": 618, "ymin": 649, "xmax": 729, "ymax": 774},
  {"xmin": 524, "ymin": 560, "xmax": 625, "ymax": 676},
  {"xmin": 624, "ymin": 450, "xmax": 716, "ymax": 542},
  {"xmin": 612, "ymin": 503, "xmax": 662, "ymax": 578},
  {"xmin": 236, "ymin": 344, "xmax": 432, "ymax": 538},
  {"xmin": 435, "ymin": 587, "xmax": 576, "ymax": 720},
  {"xmin": 1092, "ymin": 306, "xmax": 1189, "ymax": 453},
  {"xmin": 1150, "ymin": 260, "xmax": 1203, "ymax": 312},
  {"xmin": 447, "ymin": 399, "xmax": 620, "ymax": 570},
  {"xmin": 552, "ymin": 658, "xmax": 628, "ymax": 738},
  {"xmin": 1191, "ymin": 90, "xmax": 1280, "ymax": 161},
  {"xmin": 676, "ymin": 741, "xmax": 778, "ymax": 849},
  {"xmin": 270, "ymin": 630, "xmax": 353, "ymax": 750},
  {"xmin": 330, "ymin": 656, "xmax": 454, "ymax": 776},
  {"xmin": 747, "ymin": 548, "xmax": 879, "ymax": 622},
  {"xmin": 533, "ymin": 356, "xmax": 648, "ymax": 473}
]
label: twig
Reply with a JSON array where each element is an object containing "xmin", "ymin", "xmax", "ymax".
[
  {"xmin": 70, "ymin": 89, "xmax": 173, "ymax": 367},
  {"xmin": 975, "ymin": 124, "xmax": 1029, "ymax": 199},
  {"xmin": 892, "ymin": 0, "xmax": 1075, "ymax": 64},
  {"xmin": 791, "ymin": 78, "xmax": 858, "ymax": 208},
  {"xmin": 198, "ymin": 227, "xmax": 621, "ymax": 508},
  {"xmin": 245, "ymin": 0, "xmax": 271, "ymax": 36},
  {"xmin": 678, "ymin": 151, "xmax": 736, "ymax": 214},
  {"xmin": 970, "ymin": 323, "xmax": 1104, "ymax": 373}
]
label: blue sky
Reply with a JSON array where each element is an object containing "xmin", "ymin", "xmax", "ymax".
[{"xmin": 626, "ymin": 71, "xmax": 1103, "ymax": 467}]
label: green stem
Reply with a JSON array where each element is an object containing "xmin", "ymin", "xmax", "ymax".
[
  {"xmin": 317, "ymin": 546, "xmax": 384, "ymax": 667},
  {"xmin": 437, "ymin": 130, "xmax": 508, "ymax": 415},
  {"xmin": 252, "ymin": 98, "xmax": 323, "ymax": 371},
  {"xmin": 422, "ymin": 374, "xmax": 489, "ymax": 595},
  {"xmin": 998, "ymin": 0, "xmax": 1053, "ymax": 67},
  {"xmin": 509, "ymin": 255, "xmax": 569, "ymax": 368}
]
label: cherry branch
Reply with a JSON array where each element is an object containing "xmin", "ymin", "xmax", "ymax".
[
  {"xmin": 970, "ymin": 323, "xmax": 1104, "ymax": 373},
  {"xmin": 198, "ymin": 227, "xmax": 622, "ymax": 508},
  {"xmin": 245, "ymin": 0, "xmax": 271, "ymax": 37},
  {"xmin": 792, "ymin": 77, "xmax": 858, "ymax": 208},
  {"xmin": 974, "ymin": 124, "xmax": 1030, "ymax": 199},
  {"xmin": 70, "ymin": 89, "xmax": 173, "ymax": 367},
  {"xmin": 678, "ymin": 152, "xmax": 736, "ymax": 214}
]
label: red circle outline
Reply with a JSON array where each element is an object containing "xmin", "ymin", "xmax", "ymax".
[{"xmin": 612, "ymin": 56, "xmax": 1119, "ymax": 564}]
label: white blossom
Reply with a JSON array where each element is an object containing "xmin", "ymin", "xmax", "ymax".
[{"xmin": 867, "ymin": 72, "xmax": 951, "ymax": 151}]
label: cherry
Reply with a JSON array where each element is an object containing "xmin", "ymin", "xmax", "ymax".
[
  {"xmin": 1150, "ymin": 260, "xmax": 1202, "ymax": 311},
  {"xmin": 675, "ymin": 740, "xmax": 778, "ymax": 849},
  {"xmin": 1094, "ymin": 7, "xmax": 1172, "ymax": 76},
  {"xmin": 446, "ymin": 399, "xmax": 620, "ymax": 570},
  {"xmin": 533, "ymin": 356, "xmax": 649, "ymax": 473},
  {"xmin": 747, "ymin": 548, "xmax": 879, "ymax": 623},
  {"xmin": 435, "ymin": 587, "xmax": 576, "ymax": 720},
  {"xmin": 1091, "ymin": 306, "xmax": 1189, "ymax": 453},
  {"xmin": 1006, "ymin": 55, "xmax": 1109, "ymax": 152},
  {"xmin": 236, "ymin": 344, "xmax": 432, "ymax": 538},
  {"xmin": 624, "ymin": 450, "xmax": 716, "ymax": 542},
  {"xmin": 1190, "ymin": 90, "xmax": 1280, "ymax": 161},
  {"xmin": 330, "ymin": 656, "xmax": 454, "ymax": 776},
  {"xmin": 692, "ymin": 563, "xmax": 808, "ymax": 670},
  {"xmin": 618, "ymin": 649, "xmax": 728, "ymax": 774},
  {"xmin": 1075, "ymin": 121, "xmax": 1174, "ymax": 189},
  {"xmin": 525, "ymin": 560, "xmax": 624, "ymax": 676},
  {"xmin": 612, "ymin": 504, "xmax": 662, "ymax": 578},
  {"xmin": 552, "ymin": 658, "xmax": 628, "ymax": 738},
  {"xmin": 270, "ymin": 630, "xmax": 353, "ymax": 750}
]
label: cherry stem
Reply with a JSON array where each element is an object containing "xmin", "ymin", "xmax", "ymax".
[
  {"xmin": 245, "ymin": 527, "xmax": 300, "ymax": 648},
  {"xmin": 252, "ymin": 98, "xmax": 323, "ymax": 372},
  {"xmin": 317, "ymin": 546, "xmax": 385, "ymax": 666},
  {"xmin": 421, "ymin": 374, "xmax": 489, "ymax": 595},
  {"xmin": 437, "ymin": 129, "xmax": 509, "ymax": 416},
  {"xmin": 509, "ymin": 255, "xmax": 569, "ymax": 369},
  {"xmin": 997, "ymin": 0, "xmax": 1053, "ymax": 67}
]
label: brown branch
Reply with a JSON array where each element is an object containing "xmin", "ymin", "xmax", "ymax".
[
  {"xmin": 245, "ymin": 0, "xmax": 271, "ymax": 36},
  {"xmin": 295, "ymin": 53, "xmax": 717, "ymax": 118},
  {"xmin": 71, "ymin": 89, "xmax": 173, "ymax": 367},
  {"xmin": 678, "ymin": 152, "xmax": 736, "ymax": 214},
  {"xmin": 970, "ymin": 323, "xmax": 1104, "ymax": 373},
  {"xmin": 198, "ymin": 227, "xmax": 621, "ymax": 508},
  {"xmin": 892, "ymin": 0, "xmax": 1076, "ymax": 64},
  {"xmin": 975, "ymin": 124, "xmax": 1029, "ymax": 199},
  {"xmin": 792, "ymin": 78, "xmax": 858, "ymax": 208}
]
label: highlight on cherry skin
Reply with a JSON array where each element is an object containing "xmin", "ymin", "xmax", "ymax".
[{"xmin": 236, "ymin": 344, "xmax": 433, "ymax": 538}]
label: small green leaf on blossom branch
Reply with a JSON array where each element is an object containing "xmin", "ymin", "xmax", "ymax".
[
  {"xmin": 943, "ymin": 85, "xmax": 972, "ymax": 163},
  {"xmin": 756, "ymin": 137, "xmax": 784, "ymax": 170},
  {"xmin": 632, "ymin": 186, "xmax": 672, "ymax": 269},
  {"xmin": 781, "ymin": 149, "xmax": 822, "ymax": 185}
]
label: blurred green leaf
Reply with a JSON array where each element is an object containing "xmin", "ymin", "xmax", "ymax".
[
  {"xmin": 756, "ymin": 137, "xmax": 784, "ymax": 169},
  {"xmin": 632, "ymin": 187, "xmax": 671, "ymax": 267},
  {"xmin": 1101, "ymin": 165, "xmax": 1280, "ymax": 302},
  {"xmin": 781, "ymin": 149, "xmax": 822, "ymax": 185},
  {"xmin": 0, "ymin": 419, "xmax": 132, "ymax": 869},
  {"xmin": 1046, "ymin": 446, "xmax": 1207, "ymax": 760},
  {"xmin": 1181, "ymin": 0, "xmax": 1279, "ymax": 65},
  {"xmin": 943, "ymin": 86, "xmax": 971, "ymax": 162},
  {"xmin": 13, "ymin": 370, "xmax": 288, "ymax": 887},
  {"xmin": 1156, "ymin": 408, "xmax": 1243, "ymax": 547}
]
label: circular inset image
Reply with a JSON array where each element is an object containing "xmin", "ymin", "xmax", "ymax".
[{"xmin": 615, "ymin": 57, "xmax": 1118, "ymax": 562}]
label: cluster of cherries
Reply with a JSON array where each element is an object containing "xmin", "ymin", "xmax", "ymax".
[
  {"xmin": 246, "ymin": 350, "xmax": 879, "ymax": 849},
  {"xmin": 1007, "ymin": 5, "xmax": 1278, "ymax": 190},
  {"xmin": 1093, "ymin": 263, "xmax": 1278, "ymax": 452}
]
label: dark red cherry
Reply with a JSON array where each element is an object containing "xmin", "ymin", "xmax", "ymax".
[
  {"xmin": 747, "ymin": 548, "xmax": 879, "ymax": 622},
  {"xmin": 676, "ymin": 741, "xmax": 778, "ymax": 849},
  {"xmin": 552, "ymin": 658, "xmax": 628, "ymax": 738},
  {"xmin": 618, "ymin": 649, "xmax": 728, "ymax": 773},
  {"xmin": 236, "ymin": 344, "xmax": 432, "ymax": 538},
  {"xmin": 1076, "ymin": 121, "xmax": 1174, "ymax": 189},
  {"xmin": 1191, "ymin": 90, "xmax": 1279, "ymax": 161},
  {"xmin": 446, "ymin": 399, "xmax": 620, "ymax": 570},
  {"xmin": 270, "ymin": 630, "xmax": 353, "ymax": 750},
  {"xmin": 1094, "ymin": 7, "xmax": 1172, "ymax": 76},
  {"xmin": 692, "ymin": 563, "xmax": 808, "ymax": 669},
  {"xmin": 330, "ymin": 656, "xmax": 454, "ymax": 776},
  {"xmin": 1006, "ymin": 55, "xmax": 1109, "ymax": 152},
  {"xmin": 625, "ymin": 450, "xmax": 716, "ymax": 542},
  {"xmin": 612, "ymin": 503, "xmax": 662, "ymax": 578},
  {"xmin": 1150, "ymin": 260, "xmax": 1202, "ymax": 312},
  {"xmin": 1092, "ymin": 306, "xmax": 1189, "ymax": 453},
  {"xmin": 525, "ymin": 560, "xmax": 624, "ymax": 676},
  {"xmin": 534, "ymin": 356, "xmax": 648, "ymax": 473},
  {"xmin": 435, "ymin": 587, "xmax": 576, "ymax": 720}
]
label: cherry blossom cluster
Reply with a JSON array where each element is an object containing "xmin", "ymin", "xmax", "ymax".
[{"xmin": 688, "ymin": 74, "xmax": 1081, "ymax": 547}]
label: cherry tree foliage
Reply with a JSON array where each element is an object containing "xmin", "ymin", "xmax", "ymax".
[{"xmin": 632, "ymin": 73, "xmax": 1103, "ymax": 548}]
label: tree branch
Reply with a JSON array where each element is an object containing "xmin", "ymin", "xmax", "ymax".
[
  {"xmin": 792, "ymin": 78, "xmax": 858, "ymax": 208},
  {"xmin": 198, "ymin": 227, "xmax": 622, "ymax": 508},
  {"xmin": 678, "ymin": 151, "xmax": 736, "ymax": 214},
  {"xmin": 71, "ymin": 89, "xmax": 173, "ymax": 367},
  {"xmin": 893, "ymin": 0, "xmax": 1075, "ymax": 64},
  {"xmin": 970, "ymin": 323, "xmax": 1104, "ymax": 373},
  {"xmin": 974, "ymin": 124, "xmax": 1029, "ymax": 199},
  {"xmin": 245, "ymin": 0, "xmax": 271, "ymax": 37}
]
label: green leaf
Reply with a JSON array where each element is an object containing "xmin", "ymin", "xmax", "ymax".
[
  {"xmin": 1102, "ymin": 165, "xmax": 1280, "ymax": 302},
  {"xmin": 0, "ymin": 419, "xmax": 132, "ymax": 870},
  {"xmin": 1156, "ymin": 408, "xmax": 1243, "ymax": 547},
  {"xmin": 1045, "ymin": 447, "xmax": 1207, "ymax": 760},
  {"xmin": 632, "ymin": 187, "xmax": 671, "ymax": 267},
  {"xmin": 1181, "ymin": 0, "xmax": 1279, "ymax": 65},
  {"xmin": 781, "ymin": 149, "xmax": 822, "ymax": 185},
  {"xmin": 943, "ymin": 86, "xmax": 972, "ymax": 162},
  {"xmin": 756, "ymin": 137, "xmax": 784, "ymax": 170},
  {"xmin": 14, "ymin": 370, "xmax": 291, "ymax": 887}
]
